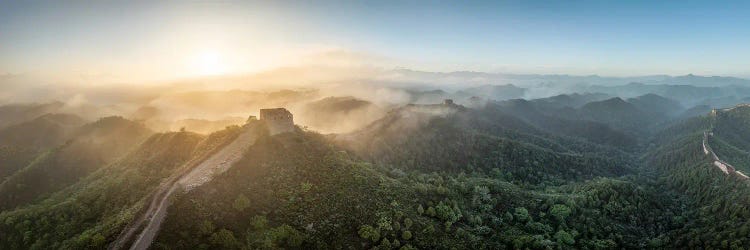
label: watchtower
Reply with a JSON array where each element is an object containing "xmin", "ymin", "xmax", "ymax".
[{"xmin": 260, "ymin": 108, "xmax": 294, "ymax": 135}]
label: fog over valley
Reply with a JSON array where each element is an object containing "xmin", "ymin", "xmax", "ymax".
[
  {"xmin": 5, "ymin": 1, "xmax": 750, "ymax": 249},
  {"xmin": 5, "ymin": 65, "xmax": 750, "ymax": 134}
]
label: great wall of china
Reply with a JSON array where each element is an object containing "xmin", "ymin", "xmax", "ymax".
[
  {"xmin": 702, "ymin": 131, "xmax": 750, "ymax": 179},
  {"xmin": 110, "ymin": 108, "xmax": 295, "ymax": 250}
]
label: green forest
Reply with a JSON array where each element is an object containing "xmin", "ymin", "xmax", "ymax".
[
  {"xmin": 7, "ymin": 1, "xmax": 750, "ymax": 249},
  {"xmin": 2, "ymin": 96, "xmax": 750, "ymax": 250}
]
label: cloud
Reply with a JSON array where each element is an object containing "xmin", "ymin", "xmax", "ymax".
[
  {"xmin": 298, "ymin": 49, "xmax": 394, "ymax": 68},
  {"xmin": 64, "ymin": 94, "xmax": 89, "ymax": 108}
]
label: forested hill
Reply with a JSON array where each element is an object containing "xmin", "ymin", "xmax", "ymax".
[
  {"xmin": 0, "ymin": 113, "xmax": 86, "ymax": 150},
  {"xmin": 3, "ymin": 97, "xmax": 750, "ymax": 249},
  {"xmin": 154, "ymin": 125, "xmax": 683, "ymax": 249},
  {"xmin": 0, "ymin": 116, "xmax": 153, "ymax": 211},
  {"xmin": 0, "ymin": 126, "xmax": 244, "ymax": 249},
  {"xmin": 337, "ymin": 102, "xmax": 637, "ymax": 184},
  {"xmin": 690, "ymin": 104, "xmax": 750, "ymax": 176},
  {"xmin": 149, "ymin": 97, "xmax": 750, "ymax": 249},
  {"xmin": 644, "ymin": 107, "xmax": 750, "ymax": 248}
]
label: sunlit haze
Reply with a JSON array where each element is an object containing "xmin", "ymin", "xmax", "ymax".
[
  {"xmin": 6, "ymin": 2, "xmax": 750, "ymax": 249},
  {"xmin": 3, "ymin": 0, "xmax": 750, "ymax": 86}
]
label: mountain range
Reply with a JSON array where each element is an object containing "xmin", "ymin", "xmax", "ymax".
[{"xmin": 1, "ymin": 85, "xmax": 750, "ymax": 249}]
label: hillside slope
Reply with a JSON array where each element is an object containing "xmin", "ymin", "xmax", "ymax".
[
  {"xmin": 4, "ymin": 99, "xmax": 750, "ymax": 249},
  {"xmin": 0, "ymin": 117, "xmax": 152, "ymax": 211},
  {"xmin": 0, "ymin": 126, "xmax": 245, "ymax": 249},
  {"xmin": 0, "ymin": 113, "xmax": 86, "ymax": 149},
  {"xmin": 151, "ymin": 115, "xmax": 681, "ymax": 249},
  {"xmin": 0, "ymin": 102, "xmax": 65, "ymax": 129},
  {"xmin": 643, "ymin": 106, "xmax": 750, "ymax": 248}
]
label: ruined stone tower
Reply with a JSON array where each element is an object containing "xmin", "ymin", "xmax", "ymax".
[{"xmin": 260, "ymin": 108, "xmax": 294, "ymax": 135}]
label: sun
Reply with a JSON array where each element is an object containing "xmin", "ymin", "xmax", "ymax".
[{"xmin": 190, "ymin": 51, "xmax": 228, "ymax": 76}]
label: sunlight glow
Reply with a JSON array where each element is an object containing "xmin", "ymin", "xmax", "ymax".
[{"xmin": 190, "ymin": 51, "xmax": 228, "ymax": 76}]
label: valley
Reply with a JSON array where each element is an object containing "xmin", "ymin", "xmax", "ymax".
[
  {"xmin": 2, "ymin": 89, "xmax": 750, "ymax": 249},
  {"xmin": 5, "ymin": 2, "xmax": 750, "ymax": 249}
]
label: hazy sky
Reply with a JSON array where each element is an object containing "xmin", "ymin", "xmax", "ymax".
[{"xmin": 2, "ymin": 0, "xmax": 750, "ymax": 84}]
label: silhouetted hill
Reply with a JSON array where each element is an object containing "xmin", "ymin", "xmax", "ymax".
[
  {"xmin": 407, "ymin": 89, "xmax": 451, "ymax": 104},
  {"xmin": 338, "ymin": 102, "xmax": 467, "ymax": 154},
  {"xmin": 626, "ymin": 93, "xmax": 683, "ymax": 117},
  {"xmin": 307, "ymin": 96, "xmax": 371, "ymax": 113},
  {"xmin": 711, "ymin": 105, "xmax": 750, "ymax": 152},
  {"xmin": 456, "ymin": 84, "xmax": 526, "ymax": 101},
  {"xmin": 299, "ymin": 96, "xmax": 386, "ymax": 133},
  {"xmin": 339, "ymin": 101, "xmax": 635, "ymax": 181},
  {"xmin": 579, "ymin": 97, "xmax": 662, "ymax": 132},
  {"xmin": 583, "ymin": 82, "xmax": 750, "ymax": 108},
  {"xmin": 0, "ymin": 113, "xmax": 86, "ymax": 150},
  {"xmin": 69, "ymin": 116, "xmax": 153, "ymax": 160},
  {"xmin": 532, "ymin": 93, "xmax": 610, "ymax": 109},
  {"xmin": 0, "ymin": 116, "xmax": 152, "ymax": 210},
  {"xmin": 130, "ymin": 105, "xmax": 161, "ymax": 121},
  {"xmin": 678, "ymin": 104, "xmax": 713, "ymax": 119},
  {"xmin": 0, "ymin": 146, "xmax": 38, "ymax": 181},
  {"xmin": 666, "ymin": 74, "xmax": 750, "ymax": 87},
  {"xmin": 0, "ymin": 101, "xmax": 65, "ymax": 129},
  {"xmin": 492, "ymin": 99, "xmax": 637, "ymax": 149},
  {"xmin": 0, "ymin": 128, "xmax": 242, "ymax": 249}
]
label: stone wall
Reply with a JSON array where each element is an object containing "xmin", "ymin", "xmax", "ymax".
[{"xmin": 260, "ymin": 108, "xmax": 294, "ymax": 135}]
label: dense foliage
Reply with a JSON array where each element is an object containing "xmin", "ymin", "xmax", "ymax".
[
  {"xmin": 647, "ymin": 133, "xmax": 750, "ymax": 248},
  {"xmin": 0, "ymin": 146, "xmax": 38, "ymax": 181},
  {"xmin": 3, "ymin": 93, "xmax": 750, "ymax": 249},
  {"xmin": 0, "ymin": 116, "xmax": 153, "ymax": 211},
  {"xmin": 0, "ymin": 126, "xmax": 243, "ymax": 249},
  {"xmin": 153, "ymin": 126, "xmax": 692, "ymax": 249}
]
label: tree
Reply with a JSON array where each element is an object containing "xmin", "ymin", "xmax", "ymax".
[
  {"xmin": 514, "ymin": 207, "xmax": 530, "ymax": 222},
  {"xmin": 402, "ymin": 230, "xmax": 412, "ymax": 240},
  {"xmin": 550, "ymin": 204, "xmax": 572, "ymax": 223},
  {"xmin": 250, "ymin": 215, "xmax": 267, "ymax": 230},
  {"xmin": 89, "ymin": 233, "xmax": 106, "ymax": 248},
  {"xmin": 504, "ymin": 211, "xmax": 514, "ymax": 222},
  {"xmin": 209, "ymin": 229, "xmax": 239, "ymax": 249},
  {"xmin": 300, "ymin": 182, "xmax": 312, "ymax": 194},
  {"xmin": 199, "ymin": 220, "xmax": 215, "ymax": 236},
  {"xmin": 267, "ymin": 225, "xmax": 305, "ymax": 247},
  {"xmin": 400, "ymin": 244, "xmax": 418, "ymax": 250},
  {"xmin": 381, "ymin": 238, "xmax": 392, "ymax": 249},
  {"xmin": 358, "ymin": 225, "xmax": 380, "ymax": 243},
  {"xmin": 403, "ymin": 218, "xmax": 413, "ymax": 229},
  {"xmin": 233, "ymin": 194, "xmax": 250, "ymax": 211},
  {"xmin": 555, "ymin": 230, "xmax": 575, "ymax": 246},
  {"xmin": 378, "ymin": 216, "xmax": 393, "ymax": 231},
  {"xmin": 426, "ymin": 207, "xmax": 436, "ymax": 217}
]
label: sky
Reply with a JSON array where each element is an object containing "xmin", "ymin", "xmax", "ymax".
[{"xmin": 2, "ymin": 0, "xmax": 750, "ymax": 84}]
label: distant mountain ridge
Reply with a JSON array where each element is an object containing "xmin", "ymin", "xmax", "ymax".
[
  {"xmin": 0, "ymin": 113, "xmax": 86, "ymax": 150},
  {"xmin": 0, "ymin": 101, "xmax": 65, "ymax": 129},
  {"xmin": 5, "ymin": 86, "xmax": 750, "ymax": 249},
  {"xmin": 0, "ymin": 116, "xmax": 152, "ymax": 210}
]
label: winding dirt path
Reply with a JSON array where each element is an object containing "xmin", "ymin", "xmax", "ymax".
[{"xmin": 110, "ymin": 124, "xmax": 258, "ymax": 250}]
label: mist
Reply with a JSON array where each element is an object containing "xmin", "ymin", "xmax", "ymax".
[{"xmin": 5, "ymin": 59, "xmax": 750, "ymax": 135}]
